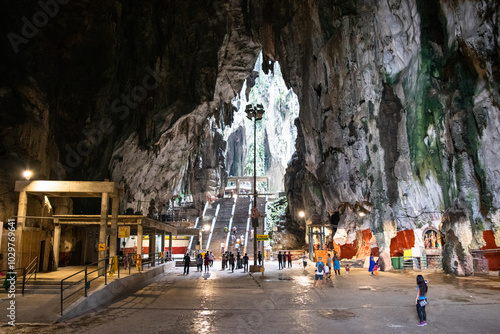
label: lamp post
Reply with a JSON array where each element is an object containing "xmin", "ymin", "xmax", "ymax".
[{"xmin": 245, "ymin": 103, "xmax": 265, "ymax": 266}]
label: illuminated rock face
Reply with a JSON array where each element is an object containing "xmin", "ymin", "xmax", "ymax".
[
  {"xmin": 1, "ymin": 1, "xmax": 499, "ymax": 274},
  {"xmin": 251, "ymin": 0, "xmax": 500, "ymax": 273}
]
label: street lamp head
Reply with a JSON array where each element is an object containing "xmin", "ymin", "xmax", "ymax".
[
  {"xmin": 299, "ymin": 211, "xmax": 305, "ymax": 218},
  {"xmin": 23, "ymin": 170, "xmax": 32, "ymax": 180}
]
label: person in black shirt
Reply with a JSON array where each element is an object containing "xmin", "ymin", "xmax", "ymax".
[
  {"xmin": 258, "ymin": 251, "xmax": 262, "ymax": 265},
  {"xmin": 243, "ymin": 253, "xmax": 249, "ymax": 272},
  {"xmin": 278, "ymin": 251, "xmax": 283, "ymax": 270},
  {"xmin": 183, "ymin": 253, "xmax": 191, "ymax": 274},
  {"xmin": 229, "ymin": 253, "xmax": 235, "ymax": 272}
]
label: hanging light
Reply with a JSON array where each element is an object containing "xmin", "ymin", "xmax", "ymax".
[{"xmin": 298, "ymin": 211, "xmax": 305, "ymax": 218}]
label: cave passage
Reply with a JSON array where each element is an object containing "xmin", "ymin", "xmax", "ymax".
[{"xmin": 225, "ymin": 52, "xmax": 300, "ymax": 194}]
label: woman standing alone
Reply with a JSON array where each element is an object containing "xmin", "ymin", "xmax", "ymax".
[{"xmin": 415, "ymin": 275, "xmax": 428, "ymax": 326}]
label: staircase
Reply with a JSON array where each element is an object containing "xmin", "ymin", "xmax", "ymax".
[
  {"xmin": 188, "ymin": 196, "xmax": 267, "ymax": 260},
  {"xmin": 23, "ymin": 278, "xmax": 61, "ymax": 294},
  {"xmin": 206, "ymin": 198, "xmax": 234, "ymax": 256}
]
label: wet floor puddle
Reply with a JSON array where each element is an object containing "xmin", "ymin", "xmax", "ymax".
[
  {"xmin": 448, "ymin": 296, "xmax": 472, "ymax": 303},
  {"xmin": 318, "ymin": 309, "xmax": 356, "ymax": 320},
  {"xmin": 358, "ymin": 286, "xmax": 380, "ymax": 291}
]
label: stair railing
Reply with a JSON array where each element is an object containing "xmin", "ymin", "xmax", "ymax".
[{"xmin": 22, "ymin": 256, "xmax": 38, "ymax": 295}]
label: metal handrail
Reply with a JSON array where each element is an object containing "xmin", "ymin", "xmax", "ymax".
[
  {"xmin": 60, "ymin": 257, "xmax": 113, "ymax": 315},
  {"xmin": 23, "ymin": 256, "xmax": 38, "ymax": 294},
  {"xmin": 60, "ymin": 251, "xmax": 169, "ymax": 314}
]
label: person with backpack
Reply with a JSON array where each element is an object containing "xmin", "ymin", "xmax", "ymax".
[
  {"xmin": 313, "ymin": 256, "xmax": 325, "ymax": 289},
  {"xmin": 415, "ymin": 275, "xmax": 429, "ymax": 326}
]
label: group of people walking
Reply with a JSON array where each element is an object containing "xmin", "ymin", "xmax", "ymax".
[
  {"xmin": 183, "ymin": 251, "xmax": 214, "ymax": 274},
  {"xmin": 277, "ymin": 251, "xmax": 293, "ymax": 269},
  {"xmin": 221, "ymin": 251, "xmax": 249, "ymax": 272},
  {"xmin": 312, "ymin": 252, "xmax": 342, "ymax": 289}
]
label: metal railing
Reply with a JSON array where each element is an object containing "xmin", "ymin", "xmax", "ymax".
[
  {"xmin": 60, "ymin": 252, "xmax": 169, "ymax": 314},
  {"xmin": 142, "ymin": 252, "xmax": 165, "ymax": 269},
  {"xmin": 0, "ymin": 256, "xmax": 38, "ymax": 296},
  {"xmin": 60, "ymin": 257, "xmax": 113, "ymax": 315},
  {"xmin": 23, "ymin": 256, "xmax": 38, "ymax": 295}
]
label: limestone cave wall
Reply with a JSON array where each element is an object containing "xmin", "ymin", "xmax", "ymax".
[{"xmin": 246, "ymin": 0, "xmax": 500, "ymax": 273}]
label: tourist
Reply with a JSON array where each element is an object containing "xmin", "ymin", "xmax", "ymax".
[
  {"xmin": 257, "ymin": 251, "xmax": 262, "ymax": 265},
  {"xmin": 326, "ymin": 253, "xmax": 332, "ymax": 272},
  {"xmin": 287, "ymin": 251, "xmax": 292, "ymax": 268},
  {"xmin": 345, "ymin": 264, "xmax": 350, "ymax": 275},
  {"xmin": 221, "ymin": 252, "xmax": 226, "ymax": 270},
  {"xmin": 312, "ymin": 256, "xmax": 325, "ymax": 289},
  {"xmin": 204, "ymin": 253, "xmax": 210, "ymax": 272},
  {"xmin": 243, "ymin": 253, "xmax": 249, "ymax": 272},
  {"xmin": 183, "ymin": 253, "xmax": 191, "ymax": 275},
  {"xmin": 415, "ymin": 275, "xmax": 428, "ymax": 326},
  {"xmin": 333, "ymin": 254, "xmax": 341, "ymax": 275},
  {"xmin": 229, "ymin": 253, "xmax": 235, "ymax": 272},
  {"xmin": 196, "ymin": 253, "xmax": 203, "ymax": 272},
  {"xmin": 278, "ymin": 251, "xmax": 283, "ymax": 269},
  {"xmin": 236, "ymin": 252, "xmax": 242, "ymax": 269},
  {"xmin": 324, "ymin": 262, "xmax": 331, "ymax": 280},
  {"xmin": 209, "ymin": 252, "xmax": 214, "ymax": 267},
  {"xmin": 302, "ymin": 252, "xmax": 307, "ymax": 268},
  {"xmin": 225, "ymin": 251, "xmax": 230, "ymax": 268},
  {"xmin": 369, "ymin": 254, "xmax": 376, "ymax": 275},
  {"xmin": 373, "ymin": 261, "xmax": 379, "ymax": 275}
]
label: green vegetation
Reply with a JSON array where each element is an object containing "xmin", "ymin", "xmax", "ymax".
[{"xmin": 267, "ymin": 196, "xmax": 287, "ymax": 233}]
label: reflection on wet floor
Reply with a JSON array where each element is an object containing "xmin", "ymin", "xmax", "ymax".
[
  {"xmin": 318, "ymin": 309, "xmax": 356, "ymax": 320},
  {"xmin": 191, "ymin": 310, "xmax": 216, "ymax": 334},
  {"xmin": 293, "ymin": 275, "xmax": 312, "ymax": 287}
]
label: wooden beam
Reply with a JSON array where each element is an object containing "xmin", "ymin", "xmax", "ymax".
[{"xmin": 15, "ymin": 180, "xmax": 122, "ymax": 196}]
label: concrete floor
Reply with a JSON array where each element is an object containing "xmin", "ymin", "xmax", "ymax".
[{"xmin": 3, "ymin": 260, "xmax": 500, "ymax": 333}]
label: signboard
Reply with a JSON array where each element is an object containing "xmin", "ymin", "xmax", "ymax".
[
  {"xmin": 118, "ymin": 226, "xmax": 130, "ymax": 238},
  {"xmin": 256, "ymin": 234, "xmax": 269, "ymax": 241},
  {"xmin": 98, "ymin": 243, "xmax": 106, "ymax": 251},
  {"xmin": 251, "ymin": 207, "xmax": 259, "ymax": 218}
]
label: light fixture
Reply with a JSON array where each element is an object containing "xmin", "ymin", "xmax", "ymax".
[
  {"xmin": 299, "ymin": 211, "xmax": 305, "ymax": 218},
  {"xmin": 23, "ymin": 170, "xmax": 32, "ymax": 180},
  {"xmin": 203, "ymin": 224, "xmax": 210, "ymax": 232},
  {"xmin": 358, "ymin": 211, "xmax": 366, "ymax": 217}
]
